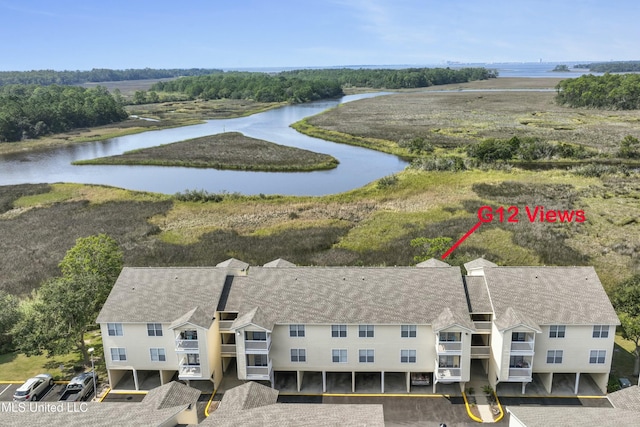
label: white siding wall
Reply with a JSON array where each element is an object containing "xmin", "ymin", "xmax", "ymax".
[
  {"xmin": 270, "ymin": 324, "xmax": 436, "ymax": 372},
  {"xmin": 100, "ymin": 323, "xmax": 178, "ymax": 371},
  {"xmin": 533, "ymin": 325, "xmax": 615, "ymax": 373}
]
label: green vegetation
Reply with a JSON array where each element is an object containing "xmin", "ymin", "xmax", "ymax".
[
  {"xmin": 410, "ymin": 237, "xmax": 453, "ymax": 262},
  {"xmin": 575, "ymin": 61, "xmax": 640, "ymax": 73},
  {"xmin": 74, "ymin": 132, "xmax": 339, "ymax": 172},
  {"xmin": 11, "ymin": 235, "xmax": 123, "ymax": 364},
  {"xmin": 556, "ymin": 73, "xmax": 640, "ymax": 109},
  {"xmin": 0, "ymin": 84, "xmax": 127, "ymax": 142},
  {"xmin": 0, "ymin": 68, "xmax": 222, "ymax": 86},
  {"xmin": 552, "ymin": 65, "xmax": 570, "ymax": 72},
  {"xmin": 612, "ymin": 274, "xmax": 640, "ymax": 375}
]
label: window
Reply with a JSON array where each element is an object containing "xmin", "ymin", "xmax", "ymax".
[
  {"xmin": 187, "ymin": 353, "xmax": 200, "ymax": 365},
  {"xmin": 359, "ymin": 325, "xmax": 374, "ymax": 338},
  {"xmin": 289, "ymin": 324, "xmax": 305, "ymax": 337},
  {"xmin": 439, "ymin": 355, "xmax": 459, "ymax": 368},
  {"xmin": 512, "ymin": 332, "xmax": 526, "ymax": 342},
  {"xmin": 589, "ymin": 350, "xmax": 606, "ymax": 364},
  {"xmin": 592, "ymin": 325, "xmax": 609, "ymax": 338},
  {"xmin": 107, "ymin": 323, "xmax": 123, "ymax": 336},
  {"xmin": 181, "ymin": 330, "xmax": 197, "ymax": 340},
  {"xmin": 401, "ymin": 325, "xmax": 417, "ymax": 338},
  {"xmin": 401, "ymin": 349, "xmax": 416, "ymax": 363},
  {"xmin": 245, "ymin": 331, "xmax": 267, "ymax": 341},
  {"xmin": 290, "ymin": 349, "xmax": 306, "ymax": 362},
  {"xmin": 150, "ymin": 348, "xmax": 166, "ymax": 362},
  {"xmin": 359, "ymin": 349, "xmax": 374, "ymax": 363},
  {"xmin": 147, "ymin": 323, "xmax": 162, "ymax": 337},
  {"xmin": 546, "ymin": 350, "xmax": 563, "ymax": 364},
  {"xmin": 439, "ymin": 332, "xmax": 461, "ymax": 342},
  {"xmin": 332, "ymin": 349, "xmax": 347, "ymax": 363},
  {"xmin": 509, "ymin": 355, "xmax": 530, "ymax": 368},
  {"xmin": 251, "ymin": 354, "xmax": 268, "ymax": 366},
  {"xmin": 549, "ymin": 325, "xmax": 566, "ymax": 338},
  {"xmin": 110, "ymin": 347, "xmax": 127, "ymax": 361},
  {"xmin": 331, "ymin": 325, "xmax": 347, "ymax": 337}
]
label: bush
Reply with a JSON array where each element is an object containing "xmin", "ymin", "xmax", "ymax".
[
  {"xmin": 377, "ymin": 174, "xmax": 399, "ymax": 189},
  {"xmin": 572, "ymin": 164, "xmax": 627, "ymax": 178},
  {"xmin": 466, "ymin": 137, "xmax": 519, "ymax": 162},
  {"xmin": 174, "ymin": 189, "xmax": 241, "ymax": 203},
  {"xmin": 399, "ymin": 137, "xmax": 435, "ymax": 154},
  {"xmin": 619, "ymin": 135, "xmax": 640, "ymax": 159},
  {"xmin": 411, "ymin": 155, "xmax": 466, "ymax": 172}
]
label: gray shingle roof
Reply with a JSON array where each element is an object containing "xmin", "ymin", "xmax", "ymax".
[
  {"xmin": 263, "ymin": 258, "xmax": 296, "ymax": 267},
  {"xmin": 416, "ymin": 258, "xmax": 451, "ymax": 268},
  {"xmin": 494, "ymin": 306, "xmax": 541, "ymax": 332},
  {"xmin": 608, "ymin": 385, "xmax": 640, "ymax": 411},
  {"xmin": 96, "ymin": 267, "xmax": 228, "ymax": 324},
  {"xmin": 223, "ymin": 266, "xmax": 468, "ymax": 326},
  {"xmin": 464, "ymin": 257, "xmax": 498, "ymax": 271},
  {"xmin": 432, "ymin": 307, "xmax": 475, "ymax": 332},
  {"xmin": 484, "ymin": 267, "xmax": 620, "ymax": 325},
  {"xmin": 218, "ymin": 381, "xmax": 279, "ymax": 412},
  {"xmin": 507, "ymin": 406, "xmax": 639, "ymax": 427},
  {"xmin": 216, "ymin": 258, "xmax": 250, "ymax": 270},
  {"xmin": 464, "ymin": 275, "xmax": 493, "ymax": 313},
  {"xmin": 169, "ymin": 306, "xmax": 214, "ymax": 329},
  {"xmin": 231, "ymin": 306, "xmax": 273, "ymax": 331},
  {"xmin": 142, "ymin": 380, "xmax": 201, "ymax": 410},
  {"xmin": 205, "ymin": 403, "xmax": 385, "ymax": 427}
]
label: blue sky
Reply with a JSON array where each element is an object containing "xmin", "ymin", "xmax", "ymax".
[{"xmin": 1, "ymin": 0, "xmax": 638, "ymax": 71}]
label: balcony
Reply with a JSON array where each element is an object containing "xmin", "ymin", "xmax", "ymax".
[
  {"xmin": 473, "ymin": 321, "xmax": 492, "ymax": 333},
  {"xmin": 470, "ymin": 346, "xmax": 490, "ymax": 358},
  {"xmin": 178, "ymin": 364, "xmax": 202, "ymax": 378},
  {"xmin": 437, "ymin": 341, "xmax": 462, "ymax": 354},
  {"xmin": 245, "ymin": 337, "xmax": 271, "ymax": 353},
  {"xmin": 246, "ymin": 360, "xmax": 272, "ymax": 380},
  {"xmin": 510, "ymin": 341, "xmax": 534, "ymax": 354},
  {"xmin": 219, "ymin": 320, "xmax": 234, "ymax": 332},
  {"xmin": 508, "ymin": 367, "xmax": 532, "ymax": 380},
  {"xmin": 175, "ymin": 339, "xmax": 199, "ymax": 352},
  {"xmin": 436, "ymin": 367, "xmax": 462, "ymax": 382},
  {"xmin": 221, "ymin": 344, "xmax": 236, "ymax": 355}
]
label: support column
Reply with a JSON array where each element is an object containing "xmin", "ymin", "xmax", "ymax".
[
  {"xmin": 352, "ymin": 371, "xmax": 355, "ymax": 393},
  {"xmin": 322, "ymin": 371, "xmax": 327, "ymax": 393},
  {"xmin": 296, "ymin": 371, "xmax": 302, "ymax": 392},
  {"xmin": 574, "ymin": 372, "xmax": 581, "ymax": 395},
  {"xmin": 521, "ymin": 382, "xmax": 526, "ymax": 394},
  {"xmin": 432, "ymin": 378, "xmax": 437, "ymax": 394},
  {"xmin": 406, "ymin": 372, "xmax": 411, "ymax": 393},
  {"xmin": 381, "ymin": 371, "xmax": 385, "ymax": 393},
  {"xmin": 132, "ymin": 369, "xmax": 139, "ymax": 391},
  {"xmin": 159, "ymin": 370, "xmax": 164, "ymax": 385}
]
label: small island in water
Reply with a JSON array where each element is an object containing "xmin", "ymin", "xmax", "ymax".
[{"xmin": 73, "ymin": 132, "xmax": 339, "ymax": 172}]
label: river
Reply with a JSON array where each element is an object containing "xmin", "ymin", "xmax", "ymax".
[{"xmin": 0, "ymin": 93, "xmax": 408, "ymax": 196}]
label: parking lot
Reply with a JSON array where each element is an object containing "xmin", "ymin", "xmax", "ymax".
[{"xmin": 0, "ymin": 382, "xmax": 95, "ymax": 402}]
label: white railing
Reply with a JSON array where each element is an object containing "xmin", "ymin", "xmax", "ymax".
[
  {"xmin": 510, "ymin": 341, "xmax": 534, "ymax": 352},
  {"xmin": 219, "ymin": 320, "xmax": 234, "ymax": 331},
  {"xmin": 179, "ymin": 364, "xmax": 202, "ymax": 378},
  {"xmin": 508, "ymin": 367, "xmax": 532, "ymax": 378},
  {"xmin": 470, "ymin": 346, "xmax": 491, "ymax": 357},
  {"xmin": 246, "ymin": 361, "xmax": 272, "ymax": 379},
  {"xmin": 221, "ymin": 344, "xmax": 236, "ymax": 354},
  {"xmin": 245, "ymin": 339, "xmax": 270, "ymax": 352},
  {"xmin": 437, "ymin": 341, "xmax": 462, "ymax": 353},
  {"xmin": 473, "ymin": 321, "xmax": 492, "ymax": 331},
  {"xmin": 437, "ymin": 367, "xmax": 462, "ymax": 379},
  {"xmin": 175, "ymin": 339, "xmax": 199, "ymax": 351}
]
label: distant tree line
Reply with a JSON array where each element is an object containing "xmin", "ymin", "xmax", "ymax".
[
  {"xmin": 575, "ymin": 61, "xmax": 640, "ymax": 73},
  {"xmin": 151, "ymin": 67, "xmax": 497, "ymax": 103},
  {"xmin": 0, "ymin": 68, "xmax": 222, "ymax": 86},
  {"xmin": 0, "ymin": 84, "xmax": 127, "ymax": 142},
  {"xmin": 555, "ymin": 73, "xmax": 640, "ymax": 109}
]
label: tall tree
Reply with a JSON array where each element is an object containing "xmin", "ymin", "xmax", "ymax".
[
  {"xmin": 613, "ymin": 274, "xmax": 640, "ymax": 375},
  {"xmin": 0, "ymin": 290, "xmax": 20, "ymax": 352}
]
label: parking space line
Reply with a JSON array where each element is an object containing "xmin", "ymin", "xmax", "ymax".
[{"xmin": 0, "ymin": 384, "xmax": 11, "ymax": 398}]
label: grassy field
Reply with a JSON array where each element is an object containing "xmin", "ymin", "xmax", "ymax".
[{"xmin": 73, "ymin": 132, "xmax": 339, "ymax": 171}]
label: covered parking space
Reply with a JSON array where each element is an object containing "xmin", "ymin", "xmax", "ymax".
[
  {"xmin": 110, "ymin": 369, "xmax": 164, "ymax": 391},
  {"xmin": 354, "ymin": 371, "xmax": 382, "ymax": 393}
]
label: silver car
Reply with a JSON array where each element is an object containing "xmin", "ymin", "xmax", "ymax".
[{"xmin": 13, "ymin": 374, "xmax": 54, "ymax": 401}]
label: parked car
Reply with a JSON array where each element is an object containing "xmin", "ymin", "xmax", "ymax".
[
  {"xmin": 619, "ymin": 377, "xmax": 632, "ymax": 389},
  {"xmin": 59, "ymin": 371, "xmax": 98, "ymax": 402},
  {"xmin": 13, "ymin": 374, "xmax": 54, "ymax": 401}
]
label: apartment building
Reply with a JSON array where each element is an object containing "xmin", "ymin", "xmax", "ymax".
[{"xmin": 96, "ymin": 257, "xmax": 619, "ymax": 395}]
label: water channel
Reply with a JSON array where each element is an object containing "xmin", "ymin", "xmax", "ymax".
[{"xmin": 0, "ymin": 93, "xmax": 409, "ymax": 196}]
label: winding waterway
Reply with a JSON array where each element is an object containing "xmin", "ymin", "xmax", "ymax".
[{"xmin": 0, "ymin": 93, "xmax": 409, "ymax": 196}]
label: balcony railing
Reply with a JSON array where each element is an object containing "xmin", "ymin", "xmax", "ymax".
[
  {"xmin": 175, "ymin": 339, "xmax": 199, "ymax": 352},
  {"xmin": 221, "ymin": 344, "xmax": 236, "ymax": 355},
  {"xmin": 437, "ymin": 341, "xmax": 462, "ymax": 353},
  {"xmin": 219, "ymin": 320, "xmax": 234, "ymax": 331},
  {"xmin": 246, "ymin": 361, "xmax": 272, "ymax": 380},
  {"xmin": 473, "ymin": 321, "xmax": 492, "ymax": 331},
  {"xmin": 510, "ymin": 341, "xmax": 534, "ymax": 353},
  {"xmin": 245, "ymin": 338, "xmax": 271, "ymax": 352},
  {"xmin": 436, "ymin": 367, "xmax": 462, "ymax": 380},
  {"xmin": 179, "ymin": 364, "xmax": 202, "ymax": 378},
  {"xmin": 508, "ymin": 367, "xmax": 532, "ymax": 379},
  {"xmin": 470, "ymin": 346, "xmax": 490, "ymax": 358}
]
